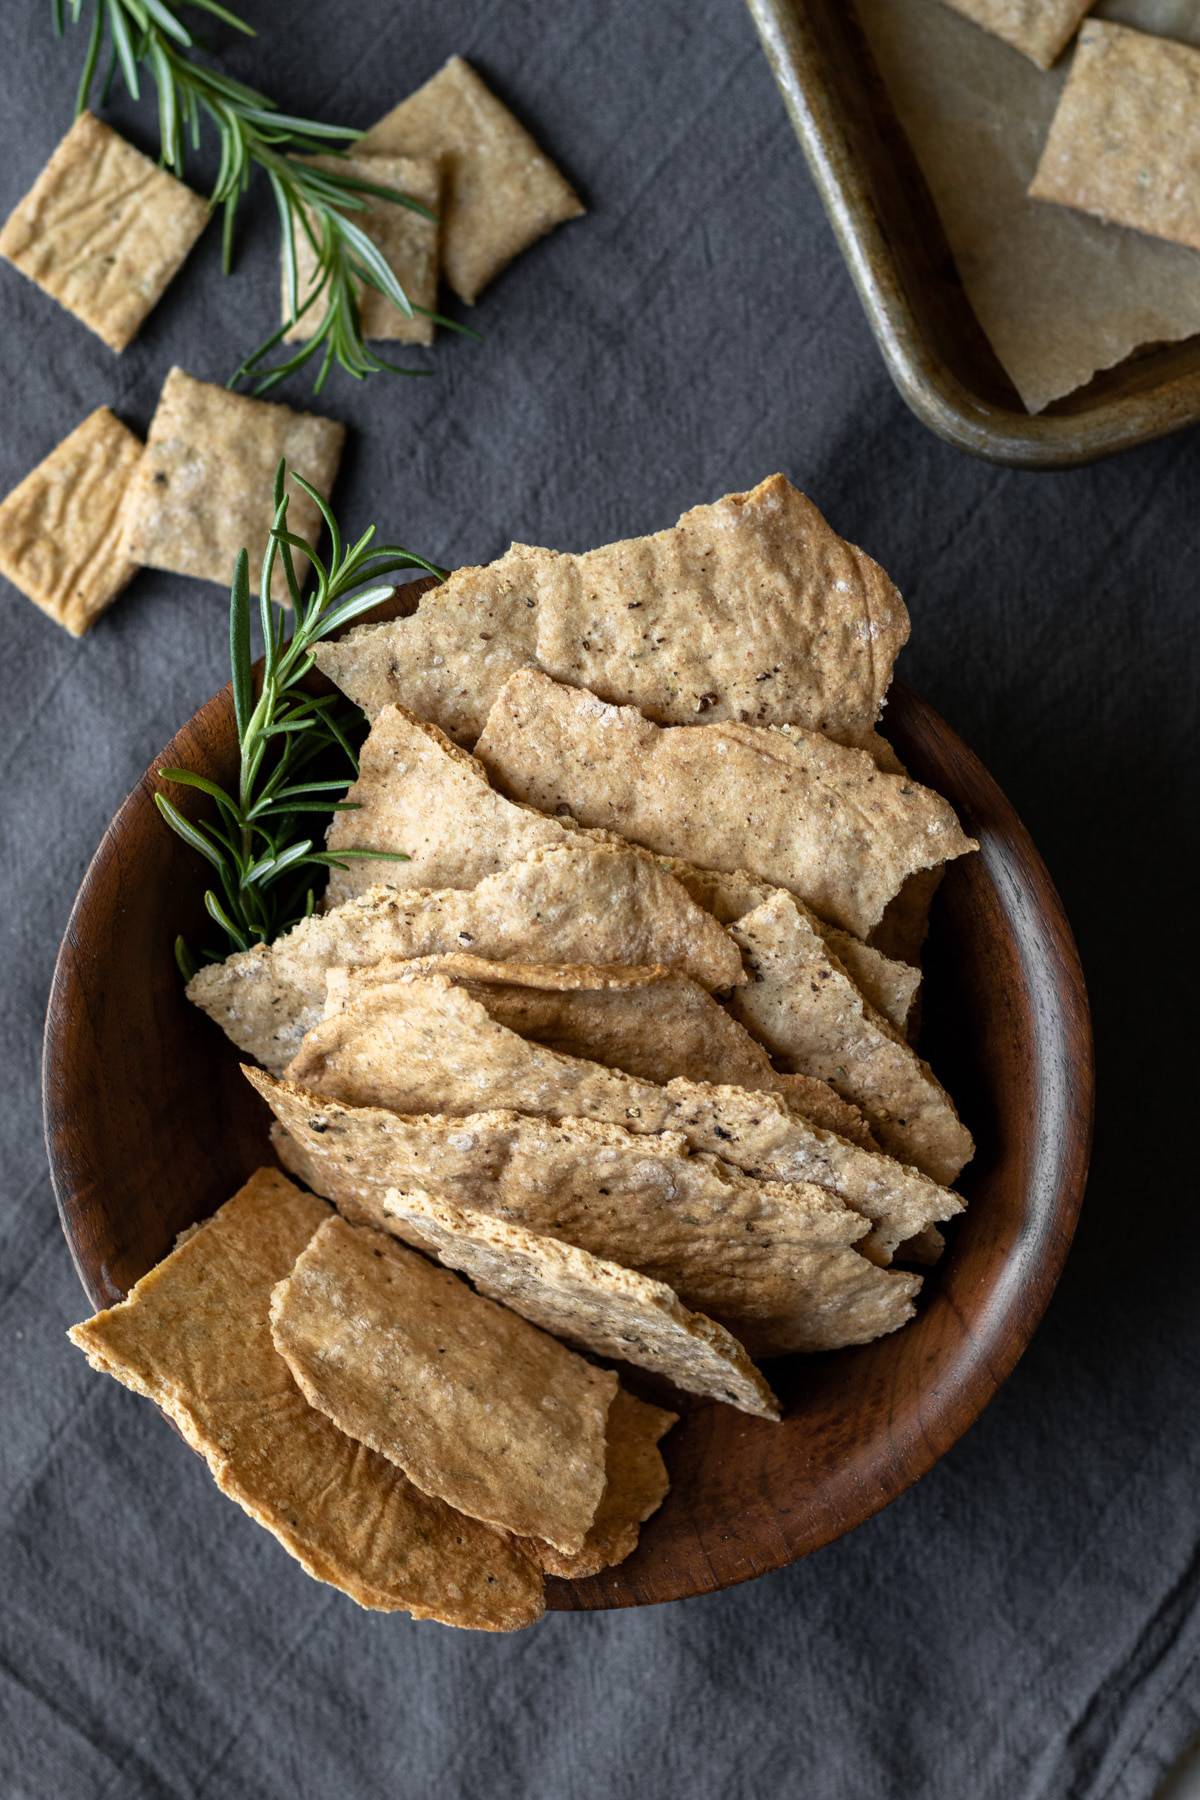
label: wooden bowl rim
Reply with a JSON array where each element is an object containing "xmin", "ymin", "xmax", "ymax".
[{"xmin": 43, "ymin": 675, "xmax": 1094, "ymax": 1604}]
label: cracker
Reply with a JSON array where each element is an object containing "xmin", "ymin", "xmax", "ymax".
[
  {"xmin": 260, "ymin": 963, "xmax": 958, "ymax": 1268},
  {"xmin": 379, "ymin": 1189, "xmax": 780, "ymax": 1418},
  {"xmin": 270, "ymin": 1214, "xmax": 614, "ymax": 1552},
  {"xmin": 0, "ymin": 408, "xmax": 142, "ymax": 635},
  {"xmin": 653, "ymin": 856, "xmax": 921, "ymax": 1034},
  {"xmin": 519, "ymin": 1390, "xmax": 676, "ymax": 1579},
  {"xmin": 729, "ymin": 891, "xmax": 974, "ymax": 1187},
  {"xmin": 292, "ymin": 964, "xmax": 867, "ymax": 1141},
  {"xmin": 283, "ymin": 154, "xmax": 440, "ymax": 344},
  {"xmin": 360, "ymin": 56, "xmax": 583, "ymax": 304},
  {"xmin": 1029, "ymin": 21, "xmax": 1200, "ymax": 253},
  {"xmin": 121, "ymin": 368, "xmax": 345, "ymax": 600},
  {"xmin": 475, "ymin": 671, "xmax": 976, "ymax": 939},
  {"xmin": 255, "ymin": 1078, "xmax": 920, "ymax": 1353},
  {"xmin": 314, "ymin": 474, "xmax": 909, "ymax": 745},
  {"xmin": 187, "ymin": 839, "xmax": 743, "ymax": 1073},
  {"xmin": 328, "ymin": 953, "xmax": 813, "ymax": 1108},
  {"xmin": 938, "ymin": 0, "xmax": 1089, "ymax": 68},
  {"xmin": 0, "ymin": 112, "xmax": 209, "ymax": 351},
  {"xmin": 67, "ymin": 1169, "xmax": 543, "ymax": 1630},
  {"xmin": 323, "ymin": 704, "xmax": 567, "ymax": 906}
]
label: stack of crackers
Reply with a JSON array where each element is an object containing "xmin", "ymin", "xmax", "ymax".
[{"xmin": 71, "ymin": 475, "xmax": 980, "ymax": 1630}]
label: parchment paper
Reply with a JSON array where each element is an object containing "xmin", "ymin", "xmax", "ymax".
[{"xmin": 854, "ymin": 0, "xmax": 1200, "ymax": 411}]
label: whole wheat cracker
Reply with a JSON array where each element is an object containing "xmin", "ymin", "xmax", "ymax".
[
  {"xmin": 314, "ymin": 474, "xmax": 909, "ymax": 745},
  {"xmin": 379, "ymin": 1189, "xmax": 780, "ymax": 1418},
  {"xmin": 121, "ymin": 369, "xmax": 345, "ymax": 601},
  {"xmin": 474, "ymin": 670, "xmax": 975, "ymax": 938},
  {"xmin": 283, "ymin": 155, "xmax": 440, "ymax": 344},
  {"xmin": 360, "ymin": 56, "xmax": 583, "ymax": 304},
  {"xmin": 519, "ymin": 1390, "xmax": 676, "ymax": 1579},
  {"xmin": 1029, "ymin": 21, "xmax": 1200, "ymax": 255},
  {"xmin": 729, "ymin": 890, "xmax": 974, "ymax": 1186},
  {"xmin": 253, "ymin": 1075, "xmax": 922, "ymax": 1353},
  {"xmin": 270, "ymin": 1214, "xmax": 614, "ymax": 1553},
  {"xmin": 0, "ymin": 112, "xmax": 209, "ymax": 350},
  {"xmin": 186, "ymin": 839, "xmax": 743, "ymax": 1074},
  {"xmin": 67, "ymin": 1169, "xmax": 543, "ymax": 1630},
  {"xmin": 0, "ymin": 408, "xmax": 142, "ymax": 636},
  {"xmin": 260, "ymin": 971, "xmax": 958, "ymax": 1262},
  {"xmin": 294, "ymin": 965, "xmax": 868, "ymax": 1144}
]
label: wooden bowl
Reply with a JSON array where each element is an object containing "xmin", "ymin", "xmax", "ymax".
[{"xmin": 43, "ymin": 673, "xmax": 1092, "ymax": 1611}]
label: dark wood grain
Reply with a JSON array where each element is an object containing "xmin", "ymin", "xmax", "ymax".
[
  {"xmin": 746, "ymin": 0, "xmax": 1200, "ymax": 468},
  {"xmin": 43, "ymin": 671, "xmax": 1092, "ymax": 1611}
]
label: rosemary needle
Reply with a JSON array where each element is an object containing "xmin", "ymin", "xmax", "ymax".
[
  {"xmin": 51, "ymin": 0, "xmax": 478, "ymax": 393},
  {"xmin": 156, "ymin": 460, "xmax": 444, "ymax": 975}
]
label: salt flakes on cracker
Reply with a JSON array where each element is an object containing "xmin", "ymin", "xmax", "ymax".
[
  {"xmin": 361, "ymin": 56, "xmax": 583, "ymax": 304},
  {"xmin": 270, "ymin": 1213, "xmax": 615, "ymax": 1553},
  {"xmin": 121, "ymin": 368, "xmax": 345, "ymax": 600},
  {"xmin": 0, "ymin": 113, "xmax": 209, "ymax": 351},
  {"xmin": 67, "ymin": 1170, "xmax": 544, "ymax": 1630},
  {"xmin": 0, "ymin": 407, "xmax": 142, "ymax": 636}
]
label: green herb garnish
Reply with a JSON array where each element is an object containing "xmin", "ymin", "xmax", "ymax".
[
  {"xmin": 50, "ymin": 0, "xmax": 476, "ymax": 393},
  {"xmin": 156, "ymin": 461, "xmax": 442, "ymax": 977}
]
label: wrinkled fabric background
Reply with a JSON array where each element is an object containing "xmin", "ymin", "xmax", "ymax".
[{"xmin": 1, "ymin": 3, "xmax": 1198, "ymax": 1797}]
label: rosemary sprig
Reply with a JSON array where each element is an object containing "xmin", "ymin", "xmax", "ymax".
[
  {"xmin": 51, "ymin": 0, "xmax": 476, "ymax": 393},
  {"xmin": 156, "ymin": 461, "xmax": 443, "ymax": 976}
]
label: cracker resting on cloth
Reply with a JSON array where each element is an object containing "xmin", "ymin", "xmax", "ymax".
[
  {"xmin": 292, "ymin": 964, "xmax": 869, "ymax": 1144},
  {"xmin": 283, "ymin": 154, "xmax": 440, "ymax": 344},
  {"xmin": 270, "ymin": 1214, "xmax": 615, "ymax": 1552},
  {"xmin": 938, "ymin": 0, "xmax": 1089, "ymax": 68},
  {"xmin": 259, "ymin": 972, "xmax": 960, "ymax": 1260},
  {"xmin": 187, "ymin": 840, "xmax": 743, "ymax": 1073},
  {"xmin": 0, "ymin": 408, "xmax": 142, "ymax": 635},
  {"xmin": 378, "ymin": 1189, "xmax": 780, "ymax": 1419},
  {"xmin": 474, "ymin": 671, "xmax": 976, "ymax": 938},
  {"xmin": 729, "ymin": 891, "xmax": 973, "ymax": 1186},
  {"xmin": 519, "ymin": 1390, "xmax": 676, "ymax": 1579},
  {"xmin": 324, "ymin": 954, "xmax": 830, "ymax": 1115},
  {"xmin": 255, "ymin": 1076, "xmax": 924, "ymax": 1353},
  {"xmin": 0, "ymin": 112, "xmax": 209, "ymax": 350},
  {"xmin": 67, "ymin": 1169, "xmax": 543, "ymax": 1630},
  {"xmin": 314, "ymin": 474, "xmax": 910, "ymax": 744},
  {"xmin": 121, "ymin": 368, "xmax": 345, "ymax": 600},
  {"xmin": 1029, "ymin": 20, "xmax": 1200, "ymax": 254},
  {"xmin": 360, "ymin": 56, "xmax": 583, "ymax": 304}
]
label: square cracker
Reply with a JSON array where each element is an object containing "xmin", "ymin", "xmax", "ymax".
[
  {"xmin": 0, "ymin": 112, "xmax": 209, "ymax": 351},
  {"xmin": 520, "ymin": 1390, "xmax": 677, "ymax": 1580},
  {"xmin": 1029, "ymin": 21, "xmax": 1200, "ymax": 253},
  {"xmin": 0, "ymin": 407, "xmax": 142, "ymax": 635},
  {"xmin": 67, "ymin": 1169, "xmax": 543, "ymax": 1630},
  {"xmin": 938, "ymin": 0, "xmax": 1089, "ymax": 69},
  {"xmin": 121, "ymin": 368, "xmax": 345, "ymax": 600},
  {"xmin": 361, "ymin": 56, "xmax": 583, "ymax": 304},
  {"xmin": 381, "ymin": 1188, "xmax": 780, "ymax": 1418},
  {"xmin": 270, "ymin": 1214, "xmax": 614, "ymax": 1554},
  {"xmin": 283, "ymin": 154, "xmax": 440, "ymax": 345}
]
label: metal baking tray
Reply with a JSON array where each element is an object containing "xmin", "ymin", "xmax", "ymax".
[{"xmin": 747, "ymin": 0, "xmax": 1200, "ymax": 467}]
